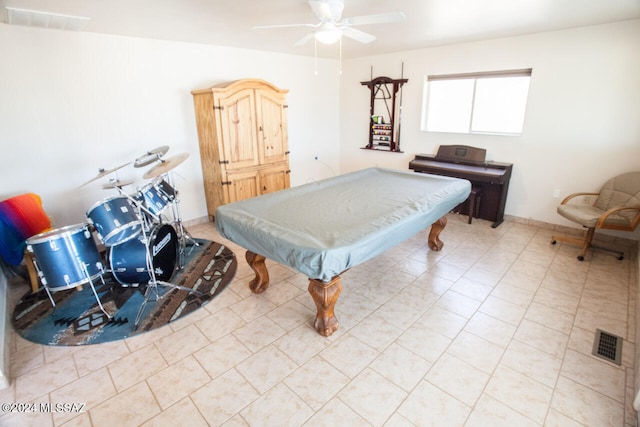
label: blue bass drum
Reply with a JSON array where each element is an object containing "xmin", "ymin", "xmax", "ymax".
[
  {"xmin": 86, "ymin": 196, "xmax": 142, "ymax": 246},
  {"xmin": 109, "ymin": 224, "xmax": 178, "ymax": 286},
  {"xmin": 26, "ymin": 223, "xmax": 104, "ymax": 291}
]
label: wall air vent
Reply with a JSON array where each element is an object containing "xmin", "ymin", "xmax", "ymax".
[{"xmin": 5, "ymin": 7, "xmax": 90, "ymax": 31}]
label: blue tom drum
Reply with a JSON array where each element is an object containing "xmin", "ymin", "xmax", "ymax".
[
  {"xmin": 26, "ymin": 223, "xmax": 105, "ymax": 291},
  {"xmin": 86, "ymin": 196, "xmax": 141, "ymax": 246},
  {"xmin": 139, "ymin": 179, "xmax": 176, "ymax": 216}
]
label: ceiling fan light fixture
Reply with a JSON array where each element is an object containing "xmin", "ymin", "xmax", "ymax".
[{"xmin": 314, "ymin": 28, "xmax": 342, "ymax": 44}]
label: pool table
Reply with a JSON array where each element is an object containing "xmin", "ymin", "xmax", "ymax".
[{"xmin": 215, "ymin": 167, "xmax": 471, "ymax": 336}]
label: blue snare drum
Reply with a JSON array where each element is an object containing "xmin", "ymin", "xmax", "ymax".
[
  {"xmin": 26, "ymin": 223, "xmax": 104, "ymax": 291},
  {"xmin": 86, "ymin": 196, "xmax": 141, "ymax": 246},
  {"xmin": 109, "ymin": 224, "xmax": 178, "ymax": 286},
  {"xmin": 139, "ymin": 179, "xmax": 176, "ymax": 216}
]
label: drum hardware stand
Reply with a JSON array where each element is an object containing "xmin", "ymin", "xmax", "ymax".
[
  {"xmin": 36, "ymin": 259, "xmax": 112, "ymax": 319},
  {"xmin": 136, "ymin": 197, "xmax": 160, "ymax": 232},
  {"xmin": 173, "ymin": 202, "xmax": 199, "ymax": 270},
  {"xmin": 115, "ymin": 186, "xmax": 162, "ymax": 231},
  {"xmin": 134, "ymin": 217, "xmax": 203, "ymax": 327},
  {"xmin": 134, "ymin": 148, "xmax": 169, "ymax": 169},
  {"xmin": 162, "ymin": 171, "xmax": 199, "ymax": 269}
]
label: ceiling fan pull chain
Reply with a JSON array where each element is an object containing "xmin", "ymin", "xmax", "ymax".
[
  {"xmin": 314, "ymin": 37, "xmax": 318, "ymax": 76},
  {"xmin": 339, "ymin": 36, "xmax": 343, "ymax": 75}
]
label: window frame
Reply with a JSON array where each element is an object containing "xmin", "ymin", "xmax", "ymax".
[{"xmin": 421, "ymin": 68, "xmax": 532, "ymax": 136}]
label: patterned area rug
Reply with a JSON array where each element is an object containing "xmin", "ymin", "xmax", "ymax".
[{"xmin": 12, "ymin": 239, "xmax": 236, "ymax": 346}]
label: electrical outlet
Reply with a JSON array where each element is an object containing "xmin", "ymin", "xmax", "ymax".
[{"xmin": 553, "ymin": 189, "xmax": 560, "ymax": 198}]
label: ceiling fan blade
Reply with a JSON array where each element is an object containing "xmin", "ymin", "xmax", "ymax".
[
  {"xmin": 342, "ymin": 11, "xmax": 406, "ymax": 26},
  {"xmin": 341, "ymin": 27, "xmax": 376, "ymax": 44},
  {"xmin": 253, "ymin": 23, "xmax": 319, "ymax": 30},
  {"xmin": 309, "ymin": 0, "xmax": 344, "ymax": 21},
  {"xmin": 294, "ymin": 33, "xmax": 315, "ymax": 47}
]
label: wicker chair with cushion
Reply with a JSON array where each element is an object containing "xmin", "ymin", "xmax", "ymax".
[{"xmin": 551, "ymin": 171, "xmax": 640, "ymax": 261}]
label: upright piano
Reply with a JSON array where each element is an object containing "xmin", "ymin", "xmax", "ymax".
[{"xmin": 409, "ymin": 145, "xmax": 513, "ymax": 228}]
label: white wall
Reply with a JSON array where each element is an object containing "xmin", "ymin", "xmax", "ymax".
[
  {"xmin": 0, "ymin": 23, "xmax": 341, "ymax": 227},
  {"xmin": 2, "ymin": 19, "xmax": 638, "ymax": 232},
  {"xmin": 340, "ymin": 20, "xmax": 640, "ymax": 232}
]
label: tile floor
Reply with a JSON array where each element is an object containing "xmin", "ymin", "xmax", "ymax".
[{"xmin": 0, "ymin": 214, "xmax": 638, "ymax": 426}]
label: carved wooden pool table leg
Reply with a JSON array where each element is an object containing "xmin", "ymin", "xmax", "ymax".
[
  {"xmin": 308, "ymin": 276, "xmax": 342, "ymax": 337},
  {"xmin": 246, "ymin": 251, "xmax": 270, "ymax": 293},
  {"xmin": 428, "ymin": 216, "xmax": 447, "ymax": 251}
]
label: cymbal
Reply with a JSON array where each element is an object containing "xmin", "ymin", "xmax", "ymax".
[
  {"xmin": 102, "ymin": 179, "xmax": 134, "ymax": 189},
  {"xmin": 134, "ymin": 145, "xmax": 170, "ymax": 168},
  {"xmin": 80, "ymin": 162, "xmax": 131, "ymax": 187},
  {"xmin": 143, "ymin": 153, "xmax": 189, "ymax": 179}
]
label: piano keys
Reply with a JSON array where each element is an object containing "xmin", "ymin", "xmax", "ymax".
[{"xmin": 409, "ymin": 145, "xmax": 513, "ymax": 227}]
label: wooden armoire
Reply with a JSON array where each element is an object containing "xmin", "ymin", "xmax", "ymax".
[{"xmin": 191, "ymin": 79, "xmax": 290, "ymax": 219}]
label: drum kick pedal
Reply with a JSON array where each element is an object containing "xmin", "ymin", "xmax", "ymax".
[{"xmin": 175, "ymin": 219, "xmax": 199, "ymax": 269}]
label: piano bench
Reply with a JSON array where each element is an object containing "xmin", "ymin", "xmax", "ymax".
[{"xmin": 468, "ymin": 187, "xmax": 482, "ymax": 224}]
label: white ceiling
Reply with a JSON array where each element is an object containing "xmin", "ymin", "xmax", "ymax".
[{"xmin": 2, "ymin": 0, "xmax": 640, "ymax": 59}]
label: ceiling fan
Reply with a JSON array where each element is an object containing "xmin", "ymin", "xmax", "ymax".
[{"xmin": 253, "ymin": 0, "xmax": 405, "ymax": 46}]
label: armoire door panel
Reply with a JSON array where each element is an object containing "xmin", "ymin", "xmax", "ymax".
[
  {"xmin": 226, "ymin": 170, "xmax": 259, "ymax": 204},
  {"xmin": 256, "ymin": 89, "xmax": 288, "ymax": 165},
  {"xmin": 260, "ymin": 164, "xmax": 290, "ymax": 195},
  {"xmin": 216, "ymin": 90, "xmax": 259, "ymax": 170}
]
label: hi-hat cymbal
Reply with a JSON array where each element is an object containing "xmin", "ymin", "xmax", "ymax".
[
  {"xmin": 143, "ymin": 153, "xmax": 189, "ymax": 179},
  {"xmin": 102, "ymin": 179, "xmax": 134, "ymax": 189},
  {"xmin": 134, "ymin": 145, "xmax": 170, "ymax": 168},
  {"xmin": 80, "ymin": 162, "xmax": 131, "ymax": 187}
]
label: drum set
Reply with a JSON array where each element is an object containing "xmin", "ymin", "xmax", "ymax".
[{"xmin": 26, "ymin": 146, "xmax": 201, "ymax": 325}]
